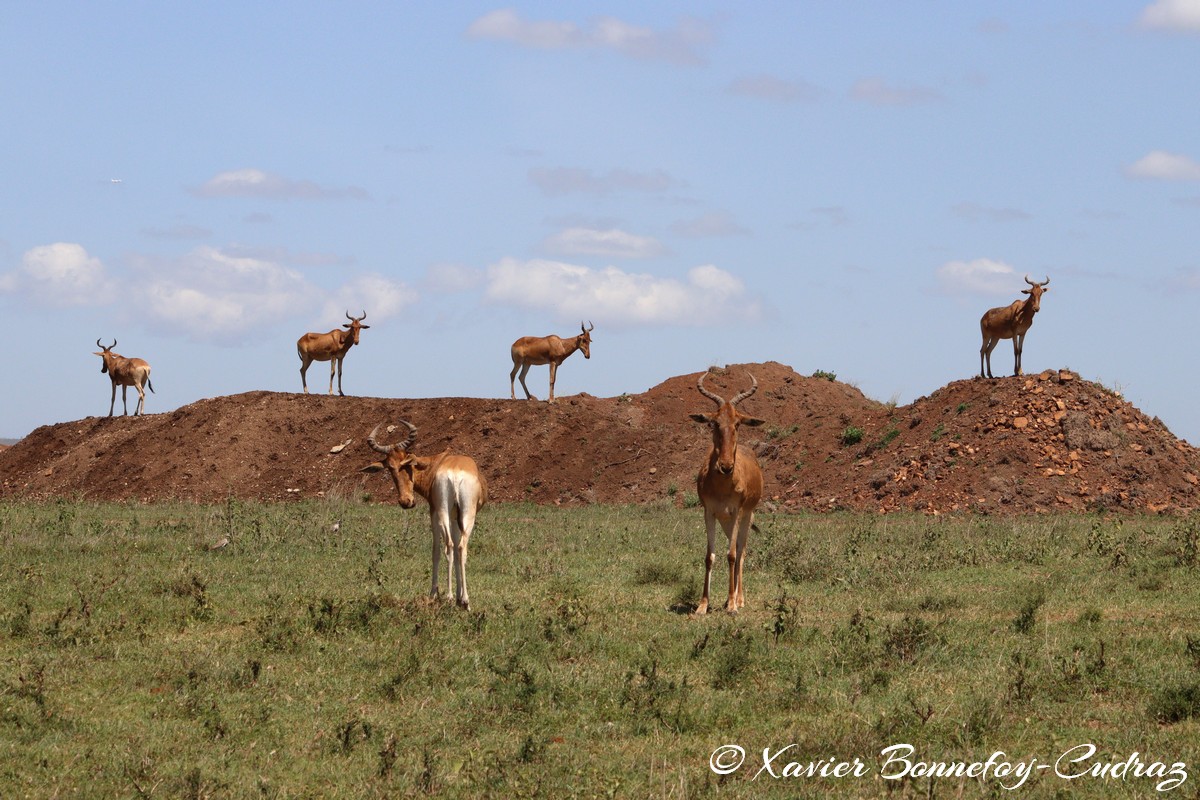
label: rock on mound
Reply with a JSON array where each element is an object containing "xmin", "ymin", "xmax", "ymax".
[{"xmin": 1, "ymin": 364, "xmax": 1196, "ymax": 514}]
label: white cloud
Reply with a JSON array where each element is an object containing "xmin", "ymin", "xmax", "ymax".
[
  {"xmin": 424, "ymin": 263, "xmax": 485, "ymax": 292},
  {"xmin": 0, "ymin": 243, "xmax": 115, "ymax": 307},
  {"xmin": 936, "ymin": 258, "xmax": 1026, "ymax": 296},
  {"xmin": 1139, "ymin": 0, "xmax": 1200, "ymax": 31},
  {"xmin": 483, "ymin": 258, "xmax": 761, "ymax": 326},
  {"xmin": 318, "ymin": 273, "xmax": 417, "ymax": 326},
  {"xmin": 542, "ymin": 227, "xmax": 666, "ymax": 259},
  {"xmin": 851, "ymin": 77, "xmax": 944, "ymax": 107},
  {"xmin": 1125, "ymin": 150, "xmax": 1200, "ymax": 180},
  {"xmin": 129, "ymin": 247, "xmax": 319, "ymax": 342},
  {"xmin": 467, "ymin": 8, "xmax": 711, "ymax": 64},
  {"xmin": 193, "ymin": 168, "xmax": 370, "ymax": 200},
  {"xmin": 529, "ymin": 167, "xmax": 682, "ymax": 196},
  {"xmin": 670, "ymin": 211, "xmax": 749, "ymax": 238},
  {"xmin": 727, "ymin": 74, "xmax": 821, "ymax": 103}
]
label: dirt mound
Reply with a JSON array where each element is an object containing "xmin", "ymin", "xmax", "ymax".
[{"xmin": 1, "ymin": 363, "xmax": 1196, "ymax": 514}]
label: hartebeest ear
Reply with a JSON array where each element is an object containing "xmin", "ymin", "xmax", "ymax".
[
  {"xmin": 741, "ymin": 417, "xmax": 766, "ymax": 427},
  {"xmin": 1021, "ymin": 288, "xmax": 1031, "ymax": 295},
  {"xmin": 343, "ymin": 323, "xmax": 352, "ymax": 328},
  {"xmin": 360, "ymin": 324, "xmax": 371, "ymax": 329},
  {"xmin": 689, "ymin": 413, "xmax": 713, "ymax": 425},
  {"xmin": 360, "ymin": 462, "xmax": 386, "ymax": 473}
]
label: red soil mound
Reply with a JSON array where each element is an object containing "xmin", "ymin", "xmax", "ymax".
[{"xmin": 2, "ymin": 362, "xmax": 1196, "ymax": 514}]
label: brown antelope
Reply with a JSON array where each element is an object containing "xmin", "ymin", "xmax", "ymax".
[
  {"xmin": 979, "ymin": 275, "xmax": 1050, "ymax": 378},
  {"xmin": 509, "ymin": 321, "xmax": 594, "ymax": 402},
  {"xmin": 93, "ymin": 339, "xmax": 154, "ymax": 417},
  {"xmin": 689, "ymin": 371, "xmax": 765, "ymax": 614},
  {"xmin": 297, "ymin": 311, "xmax": 370, "ymax": 396},
  {"xmin": 365, "ymin": 420, "xmax": 487, "ymax": 609}
]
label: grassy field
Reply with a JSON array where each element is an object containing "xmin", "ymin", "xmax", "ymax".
[{"xmin": 2, "ymin": 499, "xmax": 1200, "ymax": 798}]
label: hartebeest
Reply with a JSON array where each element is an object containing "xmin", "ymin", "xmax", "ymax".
[
  {"xmin": 690, "ymin": 371, "xmax": 766, "ymax": 614},
  {"xmin": 979, "ymin": 275, "xmax": 1050, "ymax": 378},
  {"xmin": 365, "ymin": 420, "xmax": 487, "ymax": 609},
  {"xmin": 509, "ymin": 321, "xmax": 594, "ymax": 402},
  {"xmin": 297, "ymin": 311, "xmax": 370, "ymax": 396},
  {"xmin": 93, "ymin": 339, "xmax": 154, "ymax": 417}
]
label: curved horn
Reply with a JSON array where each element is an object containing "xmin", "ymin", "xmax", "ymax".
[
  {"xmin": 583, "ymin": 320, "xmax": 594, "ymax": 332},
  {"xmin": 696, "ymin": 371, "xmax": 725, "ymax": 407},
  {"xmin": 1039, "ymin": 275, "xmax": 1050, "ymax": 287},
  {"xmin": 96, "ymin": 338, "xmax": 116, "ymax": 350},
  {"xmin": 368, "ymin": 420, "xmax": 417, "ymax": 455},
  {"xmin": 347, "ymin": 310, "xmax": 367, "ymax": 322},
  {"xmin": 729, "ymin": 374, "xmax": 759, "ymax": 407},
  {"xmin": 96, "ymin": 338, "xmax": 104, "ymax": 349}
]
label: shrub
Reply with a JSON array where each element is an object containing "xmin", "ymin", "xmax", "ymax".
[{"xmin": 841, "ymin": 426, "xmax": 864, "ymax": 446}]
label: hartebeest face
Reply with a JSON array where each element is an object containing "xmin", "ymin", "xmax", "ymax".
[
  {"xmin": 578, "ymin": 323, "xmax": 592, "ymax": 359},
  {"xmin": 690, "ymin": 375, "xmax": 765, "ymax": 474},
  {"xmin": 367, "ymin": 422, "xmax": 419, "ymax": 508},
  {"xmin": 343, "ymin": 311, "xmax": 369, "ymax": 344},
  {"xmin": 1021, "ymin": 277, "xmax": 1048, "ymax": 313}
]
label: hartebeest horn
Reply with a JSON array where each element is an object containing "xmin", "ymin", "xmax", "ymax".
[
  {"xmin": 582, "ymin": 320, "xmax": 594, "ymax": 333},
  {"xmin": 696, "ymin": 371, "xmax": 726, "ymax": 407},
  {"xmin": 368, "ymin": 420, "xmax": 417, "ymax": 455},
  {"xmin": 96, "ymin": 338, "xmax": 116, "ymax": 351},
  {"xmin": 347, "ymin": 310, "xmax": 367, "ymax": 322},
  {"xmin": 729, "ymin": 374, "xmax": 758, "ymax": 407},
  {"xmin": 1024, "ymin": 275, "xmax": 1050, "ymax": 288}
]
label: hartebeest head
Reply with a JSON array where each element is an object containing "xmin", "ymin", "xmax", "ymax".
[
  {"xmin": 578, "ymin": 321, "xmax": 594, "ymax": 359},
  {"xmin": 690, "ymin": 372, "xmax": 765, "ymax": 475},
  {"xmin": 367, "ymin": 420, "xmax": 420, "ymax": 508},
  {"xmin": 1021, "ymin": 275, "xmax": 1050, "ymax": 313},
  {"xmin": 343, "ymin": 310, "xmax": 370, "ymax": 344},
  {"xmin": 94, "ymin": 338, "xmax": 117, "ymax": 373}
]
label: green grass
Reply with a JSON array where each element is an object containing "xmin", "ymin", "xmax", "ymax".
[{"xmin": 2, "ymin": 501, "xmax": 1200, "ymax": 797}]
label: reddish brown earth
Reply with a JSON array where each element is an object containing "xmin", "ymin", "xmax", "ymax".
[{"xmin": 1, "ymin": 362, "xmax": 1197, "ymax": 514}]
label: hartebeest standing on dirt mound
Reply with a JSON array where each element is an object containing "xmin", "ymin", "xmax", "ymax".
[
  {"xmin": 93, "ymin": 339, "xmax": 154, "ymax": 417},
  {"xmin": 297, "ymin": 311, "xmax": 370, "ymax": 396},
  {"xmin": 980, "ymin": 275, "xmax": 1050, "ymax": 379},
  {"xmin": 509, "ymin": 321, "xmax": 594, "ymax": 402},
  {"xmin": 690, "ymin": 371, "xmax": 766, "ymax": 614},
  {"xmin": 365, "ymin": 420, "xmax": 487, "ymax": 610}
]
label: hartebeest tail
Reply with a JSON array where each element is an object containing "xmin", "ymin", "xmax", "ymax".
[
  {"xmin": 297, "ymin": 310, "xmax": 369, "ymax": 395},
  {"xmin": 979, "ymin": 275, "xmax": 1050, "ymax": 378},
  {"xmin": 689, "ymin": 371, "xmax": 766, "ymax": 614},
  {"xmin": 93, "ymin": 338, "xmax": 154, "ymax": 417},
  {"xmin": 509, "ymin": 321, "xmax": 594, "ymax": 402},
  {"xmin": 365, "ymin": 420, "xmax": 487, "ymax": 609}
]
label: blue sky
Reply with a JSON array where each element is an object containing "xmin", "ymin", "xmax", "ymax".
[{"xmin": 2, "ymin": 2, "xmax": 1199, "ymax": 443}]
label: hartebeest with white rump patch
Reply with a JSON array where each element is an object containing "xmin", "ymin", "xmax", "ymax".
[
  {"xmin": 365, "ymin": 420, "xmax": 487, "ymax": 609},
  {"xmin": 93, "ymin": 339, "xmax": 154, "ymax": 417},
  {"xmin": 690, "ymin": 371, "xmax": 766, "ymax": 614},
  {"xmin": 297, "ymin": 311, "xmax": 370, "ymax": 395},
  {"xmin": 509, "ymin": 321, "xmax": 593, "ymax": 402},
  {"xmin": 979, "ymin": 275, "xmax": 1050, "ymax": 379}
]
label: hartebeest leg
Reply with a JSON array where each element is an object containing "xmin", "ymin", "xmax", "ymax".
[
  {"xmin": 430, "ymin": 512, "xmax": 449, "ymax": 600},
  {"xmin": 697, "ymin": 508, "xmax": 719, "ymax": 614},
  {"xmin": 1013, "ymin": 333, "xmax": 1024, "ymax": 376},
  {"xmin": 731, "ymin": 510, "xmax": 754, "ymax": 610},
  {"xmin": 135, "ymin": 383, "xmax": 146, "ymax": 416},
  {"xmin": 517, "ymin": 363, "xmax": 536, "ymax": 400},
  {"xmin": 547, "ymin": 361, "xmax": 558, "ymax": 403},
  {"xmin": 455, "ymin": 502, "xmax": 479, "ymax": 610},
  {"xmin": 981, "ymin": 337, "xmax": 998, "ymax": 379},
  {"xmin": 108, "ymin": 382, "xmax": 117, "ymax": 417},
  {"xmin": 721, "ymin": 514, "xmax": 739, "ymax": 613},
  {"xmin": 121, "ymin": 385, "xmax": 130, "ymax": 416},
  {"xmin": 509, "ymin": 361, "xmax": 521, "ymax": 400}
]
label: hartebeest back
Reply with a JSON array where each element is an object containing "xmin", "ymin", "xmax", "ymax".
[
  {"xmin": 509, "ymin": 321, "xmax": 594, "ymax": 402},
  {"xmin": 297, "ymin": 311, "xmax": 369, "ymax": 395},
  {"xmin": 365, "ymin": 420, "xmax": 487, "ymax": 609},
  {"xmin": 979, "ymin": 275, "xmax": 1050, "ymax": 379},
  {"xmin": 93, "ymin": 338, "xmax": 154, "ymax": 417},
  {"xmin": 689, "ymin": 371, "xmax": 765, "ymax": 614}
]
